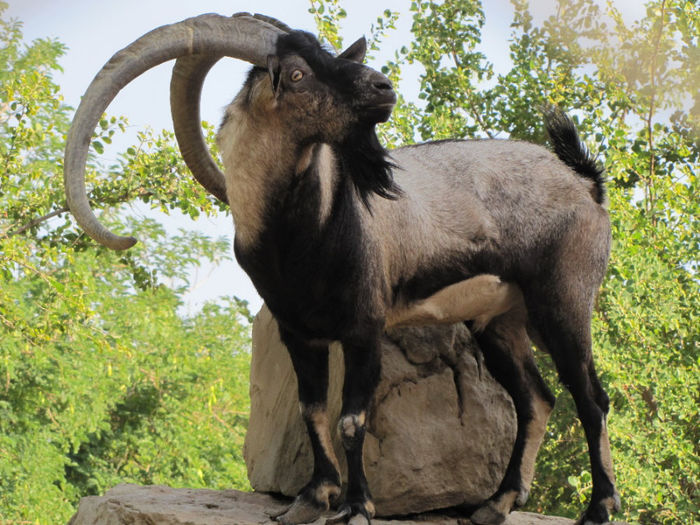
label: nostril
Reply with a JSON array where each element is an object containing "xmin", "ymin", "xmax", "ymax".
[{"xmin": 373, "ymin": 80, "xmax": 393, "ymax": 91}]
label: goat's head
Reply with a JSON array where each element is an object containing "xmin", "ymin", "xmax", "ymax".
[
  {"xmin": 260, "ymin": 31, "xmax": 396, "ymax": 143},
  {"xmin": 64, "ymin": 13, "xmax": 394, "ymax": 251}
]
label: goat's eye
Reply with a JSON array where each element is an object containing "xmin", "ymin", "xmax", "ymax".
[{"xmin": 290, "ymin": 70, "xmax": 304, "ymax": 82}]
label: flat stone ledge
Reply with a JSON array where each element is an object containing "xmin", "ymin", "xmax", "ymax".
[{"xmin": 68, "ymin": 484, "xmax": 629, "ymax": 525}]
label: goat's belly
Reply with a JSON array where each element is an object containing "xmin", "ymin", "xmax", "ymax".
[{"xmin": 386, "ymin": 274, "xmax": 524, "ymax": 331}]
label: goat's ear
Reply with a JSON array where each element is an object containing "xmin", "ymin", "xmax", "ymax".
[
  {"xmin": 267, "ymin": 55, "xmax": 281, "ymax": 98},
  {"xmin": 338, "ymin": 37, "xmax": 367, "ymax": 63}
]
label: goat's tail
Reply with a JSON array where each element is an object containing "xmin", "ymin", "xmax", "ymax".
[{"xmin": 544, "ymin": 108, "xmax": 606, "ymax": 205}]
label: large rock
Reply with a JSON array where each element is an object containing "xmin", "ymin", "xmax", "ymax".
[
  {"xmin": 244, "ymin": 306, "xmax": 517, "ymax": 516},
  {"xmin": 68, "ymin": 484, "xmax": 601, "ymax": 524}
]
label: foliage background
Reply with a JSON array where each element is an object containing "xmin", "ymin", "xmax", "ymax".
[
  {"xmin": 0, "ymin": 2, "xmax": 252, "ymax": 522},
  {"xmin": 1, "ymin": 0, "xmax": 698, "ymax": 524}
]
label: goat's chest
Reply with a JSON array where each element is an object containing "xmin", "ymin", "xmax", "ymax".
[{"xmin": 234, "ymin": 223, "xmax": 375, "ymax": 341}]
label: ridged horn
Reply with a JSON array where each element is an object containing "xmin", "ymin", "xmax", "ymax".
[
  {"xmin": 64, "ymin": 13, "xmax": 283, "ymax": 250},
  {"xmin": 169, "ymin": 14, "xmax": 289, "ymax": 206}
]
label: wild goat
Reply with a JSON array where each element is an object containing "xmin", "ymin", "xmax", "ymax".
[{"xmin": 64, "ymin": 13, "xmax": 620, "ymax": 525}]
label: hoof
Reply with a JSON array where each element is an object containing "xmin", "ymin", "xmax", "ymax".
[
  {"xmin": 515, "ymin": 487, "xmax": 530, "ymax": 508},
  {"xmin": 325, "ymin": 501, "xmax": 374, "ymax": 525},
  {"xmin": 574, "ymin": 492, "xmax": 621, "ymax": 525},
  {"xmin": 325, "ymin": 507, "xmax": 351, "ymax": 524},
  {"xmin": 470, "ymin": 490, "xmax": 519, "ymax": 525},
  {"xmin": 610, "ymin": 491, "xmax": 622, "ymax": 513},
  {"xmin": 470, "ymin": 500, "xmax": 507, "ymax": 525},
  {"xmin": 271, "ymin": 497, "xmax": 325, "ymax": 525}
]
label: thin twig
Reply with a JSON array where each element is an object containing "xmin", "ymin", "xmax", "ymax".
[
  {"xmin": 5, "ymin": 206, "xmax": 69, "ymax": 237},
  {"xmin": 4, "ymin": 185, "xmax": 155, "ymax": 239}
]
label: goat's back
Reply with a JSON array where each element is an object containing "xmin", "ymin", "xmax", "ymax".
[
  {"xmin": 368, "ymin": 139, "xmax": 609, "ymax": 288},
  {"xmin": 391, "ymin": 139, "xmax": 597, "ymax": 212}
]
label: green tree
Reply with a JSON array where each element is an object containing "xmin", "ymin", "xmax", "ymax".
[
  {"xmin": 316, "ymin": 0, "xmax": 699, "ymax": 523},
  {"xmin": 0, "ymin": 3, "xmax": 252, "ymax": 522}
]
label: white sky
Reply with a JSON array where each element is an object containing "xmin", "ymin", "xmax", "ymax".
[{"xmin": 6, "ymin": 0, "xmax": 646, "ymax": 314}]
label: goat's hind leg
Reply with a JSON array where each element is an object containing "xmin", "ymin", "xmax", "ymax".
[
  {"xmin": 469, "ymin": 307, "xmax": 555, "ymax": 525},
  {"xmin": 528, "ymin": 300, "xmax": 619, "ymax": 525},
  {"xmin": 272, "ymin": 330, "xmax": 341, "ymax": 525},
  {"xmin": 529, "ymin": 210, "xmax": 619, "ymax": 525}
]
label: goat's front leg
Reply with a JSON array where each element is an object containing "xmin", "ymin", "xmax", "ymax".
[
  {"xmin": 273, "ymin": 329, "xmax": 341, "ymax": 525},
  {"xmin": 327, "ymin": 330, "xmax": 382, "ymax": 525}
]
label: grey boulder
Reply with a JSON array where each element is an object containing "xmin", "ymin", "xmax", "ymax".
[{"xmin": 244, "ymin": 306, "xmax": 517, "ymax": 516}]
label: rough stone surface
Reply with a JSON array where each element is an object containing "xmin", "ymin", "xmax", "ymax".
[
  {"xmin": 244, "ymin": 306, "xmax": 517, "ymax": 517},
  {"xmin": 68, "ymin": 484, "xmax": 608, "ymax": 525}
]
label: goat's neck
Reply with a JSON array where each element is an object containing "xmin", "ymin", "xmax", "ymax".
[
  {"xmin": 218, "ymin": 116, "xmax": 295, "ymax": 247},
  {"xmin": 219, "ymin": 117, "xmax": 336, "ymax": 248}
]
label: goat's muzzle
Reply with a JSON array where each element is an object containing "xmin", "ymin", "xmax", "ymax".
[{"xmin": 361, "ymin": 71, "xmax": 397, "ymax": 123}]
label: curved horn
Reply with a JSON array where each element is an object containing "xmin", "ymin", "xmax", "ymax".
[
  {"xmin": 64, "ymin": 13, "xmax": 283, "ymax": 250},
  {"xmin": 170, "ymin": 14, "xmax": 290, "ymax": 206},
  {"xmin": 251, "ymin": 13, "xmax": 294, "ymax": 33},
  {"xmin": 170, "ymin": 55, "xmax": 228, "ymax": 204}
]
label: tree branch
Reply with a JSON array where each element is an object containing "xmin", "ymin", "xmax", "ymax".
[
  {"xmin": 3, "ymin": 187, "xmax": 156, "ymax": 239},
  {"xmin": 4, "ymin": 206, "xmax": 69, "ymax": 237},
  {"xmin": 449, "ymin": 46, "xmax": 495, "ymax": 139}
]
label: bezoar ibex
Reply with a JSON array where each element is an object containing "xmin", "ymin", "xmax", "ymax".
[{"xmin": 64, "ymin": 12, "xmax": 619, "ymax": 525}]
